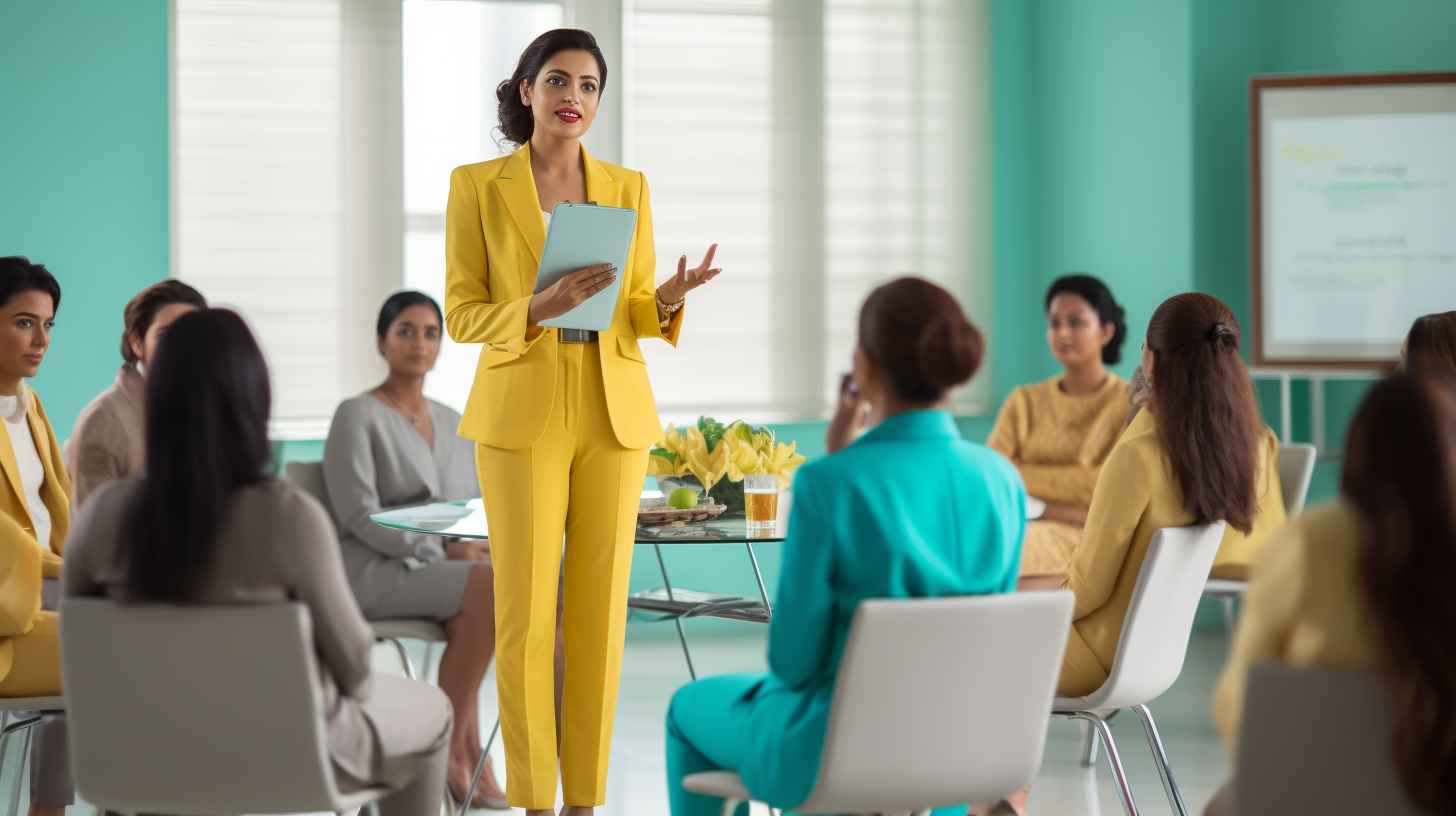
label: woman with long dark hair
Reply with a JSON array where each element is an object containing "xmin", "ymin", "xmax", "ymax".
[
  {"xmin": 1398, "ymin": 310, "xmax": 1456, "ymax": 381},
  {"xmin": 1059, "ymin": 293, "xmax": 1284, "ymax": 698},
  {"xmin": 64, "ymin": 310, "xmax": 453, "ymax": 816},
  {"xmin": 1213, "ymin": 373, "xmax": 1456, "ymax": 814},
  {"xmin": 664, "ymin": 278, "xmax": 1024, "ymax": 816},
  {"xmin": 445, "ymin": 29, "xmax": 723, "ymax": 814},
  {"xmin": 986, "ymin": 274, "xmax": 1131, "ymax": 584}
]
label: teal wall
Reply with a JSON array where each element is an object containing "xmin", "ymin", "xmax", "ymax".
[{"xmin": 0, "ymin": 0, "xmax": 171, "ymax": 440}]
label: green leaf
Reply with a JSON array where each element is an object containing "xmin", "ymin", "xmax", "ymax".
[
  {"xmin": 734, "ymin": 423, "xmax": 755, "ymax": 443},
  {"xmin": 650, "ymin": 448, "xmax": 678, "ymax": 463}
]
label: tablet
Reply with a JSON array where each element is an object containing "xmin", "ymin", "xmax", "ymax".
[{"xmin": 533, "ymin": 201, "xmax": 638, "ymax": 331}]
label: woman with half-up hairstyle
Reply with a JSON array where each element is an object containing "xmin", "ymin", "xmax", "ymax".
[
  {"xmin": 1212, "ymin": 373, "xmax": 1456, "ymax": 815},
  {"xmin": 64, "ymin": 310, "xmax": 454, "ymax": 816},
  {"xmin": 665, "ymin": 278, "xmax": 1025, "ymax": 816},
  {"xmin": 1057, "ymin": 293, "xmax": 1284, "ymax": 699},
  {"xmin": 449, "ymin": 27, "xmax": 726, "ymax": 815}
]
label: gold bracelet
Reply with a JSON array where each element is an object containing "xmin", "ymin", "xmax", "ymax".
[{"xmin": 655, "ymin": 289, "xmax": 685, "ymax": 316}]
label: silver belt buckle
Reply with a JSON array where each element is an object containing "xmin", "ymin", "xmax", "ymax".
[{"xmin": 559, "ymin": 329, "xmax": 597, "ymax": 344}]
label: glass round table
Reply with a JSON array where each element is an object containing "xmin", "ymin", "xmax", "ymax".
[{"xmin": 371, "ymin": 494, "xmax": 784, "ymax": 679}]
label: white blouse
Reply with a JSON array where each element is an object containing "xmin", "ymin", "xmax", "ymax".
[{"xmin": 0, "ymin": 387, "xmax": 51, "ymax": 550}]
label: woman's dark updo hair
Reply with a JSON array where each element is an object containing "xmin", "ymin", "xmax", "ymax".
[
  {"xmin": 1045, "ymin": 274, "xmax": 1126, "ymax": 364},
  {"xmin": 0, "ymin": 256, "xmax": 61, "ymax": 313},
  {"xmin": 495, "ymin": 29, "xmax": 608, "ymax": 148},
  {"xmin": 376, "ymin": 291, "xmax": 443, "ymax": 340},
  {"xmin": 858, "ymin": 277, "xmax": 984, "ymax": 403}
]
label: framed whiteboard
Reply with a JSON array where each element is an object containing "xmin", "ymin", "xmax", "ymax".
[{"xmin": 1250, "ymin": 72, "xmax": 1456, "ymax": 369}]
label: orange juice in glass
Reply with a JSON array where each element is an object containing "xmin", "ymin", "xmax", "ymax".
[{"xmin": 743, "ymin": 474, "xmax": 778, "ymax": 531}]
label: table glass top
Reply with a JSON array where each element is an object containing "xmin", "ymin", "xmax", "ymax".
[{"xmin": 370, "ymin": 495, "xmax": 786, "ymax": 544}]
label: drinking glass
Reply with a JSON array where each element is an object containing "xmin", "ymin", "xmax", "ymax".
[{"xmin": 743, "ymin": 473, "xmax": 779, "ymax": 532}]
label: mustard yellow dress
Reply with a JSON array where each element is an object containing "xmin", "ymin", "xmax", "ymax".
[
  {"xmin": 1210, "ymin": 501, "xmax": 1375, "ymax": 751},
  {"xmin": 987, "ymin": 374, "xmax": 1130, "ymax": 576},
  {"xmin": 1059, "ymin": 407, "xmax": 1285, "ymax": 698}
]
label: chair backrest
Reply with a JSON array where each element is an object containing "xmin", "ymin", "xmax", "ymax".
[
  {"xmin": 1090, "ymin": 522, "xmax": 1226, "ymax": 710},
  {"xmin": 60, "ymin": 598, "xmax": 362, "ymax": 815},
  {"xmin": 1234, "ymin": 665, "xmax": 1423, "ymax": 816},
  {"xmin": 796, "ymin": 592, "xmax": 1074, "ymax": 815},
  {"xmin": 1276, "ymin": 443, "xmax": 1317, "ymax": 518},
  {"xmin": 284, "ymin": 460, "xmax": 331, "ymax": 515}
]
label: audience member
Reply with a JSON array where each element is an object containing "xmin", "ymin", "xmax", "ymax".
[
  {"xmin": 324, "ymin": 291, "xmax": 556, "ymax": 807},
  {"xmin": 69, "ymin": 280, "xmax": 207, "ymax": 507},
  {"xmin": 0, "ymin": 255, "xmax": 74, "ymax": 816},
  {"xmin": 64, "ymin": 309, "xmax": 452, "ymax": 816},
  {"xmin": 1209, "ymin": 373, "xmax": 1456, "ymax": 815},
  {"xmin": 1059, "ymin": 293, "xmax": 1282, "ymax": 699},
  {"xmin": 987, "ymin": 274, "xmax": 1131, "ymax": 584},
  {"xmin": 664, "ymin": 278, "xmax": 1024, "ymax": 816},
  {"xmin": 1397, "ymin": 310, "xmax": 1456, "ymax": 381}
]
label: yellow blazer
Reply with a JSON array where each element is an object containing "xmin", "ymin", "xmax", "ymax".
[
  {"xmin": 1063, "ymin": 407, "xmax": 1284, "ymax": 688},
  {"xmin": 1210, "ymin": 501, "xmax": 1375, "ymax": 754},
  {"xmin": 0, "ymin": 514, "xmax": 46, "ymax": 690},
  {"xmin": 0, "ymin": 386, "xmax": 71, "ymax": 579},
  {"xmin": 444, "ymin": 143, "xmax": 683, "ymax": 451}
]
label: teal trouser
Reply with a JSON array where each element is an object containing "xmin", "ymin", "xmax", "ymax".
[{"xmin": 665, "ymin": 672, "xmax": 965, "ymax": 816}]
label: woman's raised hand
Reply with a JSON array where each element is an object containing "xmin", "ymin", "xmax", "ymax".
[
  {"xmin": 527, "ymin": 263, "xmax": 618, "ymax": 326},
  {"xmin": 656, "ymin": 244, "xmax": 722, "ymax": 304}
]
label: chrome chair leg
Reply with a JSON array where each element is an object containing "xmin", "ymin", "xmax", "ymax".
[
  {"xmin": 1061, "ymin": 712, "xmax": 1139, "ymax": 816},
  {"xmin": 459, "ymin": 716, "xmax": 501, "ymax": 816},
  {"xmin": 7, "ymin": 728, "xmax": 31, "ymax": 816},
  {"xmin": 1220, "ymin": 596, "xmax": 1235, "ymax": 640},
  {"xmin": 382, "ymin": 637, "xmax": 418, "ymax": 679},
  {"xmin": 1132, "ymin": 703, "xmax": 1188, "ymax": 816},
  {"xmin": 717, "ymin": 797, "xmax": 745, "ymax": 816},
  {"xmin": 1080, "ymin": 717, "xmax": 1101, "ymax": 766}
]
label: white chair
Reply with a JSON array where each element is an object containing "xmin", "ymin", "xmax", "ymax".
[
  {"xmin": 1052, "ymin": 522, "xmax": 1226, "ymax": 816},
  {"xmin": 0, "ymin": 697, "xmax": 65, "ymax": 816},
  {"xmin": 60, "ymin": 598, "xmax": 389, "ymax": 815},
  {"xmin": 1232, "ymin": 665, "xmax": 1423, "ymax": 816},
  {"xmin": 684, "ymin": 592, "xmax": 1074, "ymax": 816},
  {"xmin": 1204, "ymin": 444, "xmax": 1317, "ymax": 636},
  {"xmin": 283, "ymin": 460, "xmax": 443, "ymax": 680}
]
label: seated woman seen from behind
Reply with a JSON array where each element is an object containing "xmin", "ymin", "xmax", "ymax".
[
  {"xmin": 1398, "ymin": 310, "xmax": 1456, "ymax": 381},
  {"xmin": 1207, "ymin": 372, "xmax": 1456, "ymax": 816},
  {"xmin": 64, "ymin": 309, "xmax": 454, "ymax": 816},
  {"xmin": 324, "ymin": 290, "xmax": 560, "ymax": 809},
  {"xmin": 664, "ymin": 277, "xmax": 1026, "ymax": 816},
  {"xmin": 986, "ymin": 274, "xmax": 1131, "ymax": 586},
  {"xmin": 1059, "ymin": 293, "xmax": 1284, "ymax": 700}
]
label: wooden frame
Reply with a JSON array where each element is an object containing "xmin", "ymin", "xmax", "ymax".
[{"xmin": 1248, "ymin": 71, "xmax": 1456, "ymax": 369}]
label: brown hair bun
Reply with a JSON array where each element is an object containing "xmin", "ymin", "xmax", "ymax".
[{"xmin": 858, "ymin": 277, "xmax": 984, "ymax": 402}]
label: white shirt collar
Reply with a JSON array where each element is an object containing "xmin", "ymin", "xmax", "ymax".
[{"xmin": 0, "ymin": 386, "xmax": 30, "ymax": 425}]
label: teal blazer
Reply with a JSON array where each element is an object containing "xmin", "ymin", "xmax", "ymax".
[{"xmin": 735, "ymin": 410, "xmax": 1026, "ymax": 807}]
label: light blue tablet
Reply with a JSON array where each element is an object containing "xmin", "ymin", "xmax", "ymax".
[{"xmin": 533, "ymin": 201, "xmax": 638, "ymax": 331}]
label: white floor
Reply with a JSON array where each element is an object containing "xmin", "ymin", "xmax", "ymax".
[{"xmin": 5, "ymin": 620, "xmax": 1232, "ymax": 816}]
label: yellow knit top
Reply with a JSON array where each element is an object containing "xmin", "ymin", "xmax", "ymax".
[
  {"xmin": 986, "ymin": 373, "xmax": 1131, "ymax": 507},
  {"xmin": 1211, "ymin": 501, "xmax": 1377, "ymax": 753}
]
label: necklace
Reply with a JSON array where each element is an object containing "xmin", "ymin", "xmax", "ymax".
[{"xmin": 380, "ymin": 385, "xmax": 423, "ymax": 426}]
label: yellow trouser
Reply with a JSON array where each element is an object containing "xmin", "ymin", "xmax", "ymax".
[
  {"xmin": 475, "ymin": 342, "xmax": 648, "ymax": 809},
  {"xmin": 0, "ymin": 611, "xmax": 62, "ymax": 697}
]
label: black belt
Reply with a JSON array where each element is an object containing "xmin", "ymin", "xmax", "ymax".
[{"xmin": 558, "ymin": 329, "xmax": 599, "ymax": 344}]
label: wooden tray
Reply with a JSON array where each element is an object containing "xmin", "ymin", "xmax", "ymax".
[{"xmin": 637, "ymin": 503, "xmax": 728, "ymax": 526}]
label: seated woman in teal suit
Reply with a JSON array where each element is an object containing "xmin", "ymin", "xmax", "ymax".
[{"xmin": 664, "ymin": 278, "xmax": 1027, "ymax": 816}]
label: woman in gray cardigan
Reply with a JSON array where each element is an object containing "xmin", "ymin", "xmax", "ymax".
[{"xmin": 324, "ymin": 292, "xmax": 559, "ymax": 809}]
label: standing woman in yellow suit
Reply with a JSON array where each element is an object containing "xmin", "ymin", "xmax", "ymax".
[{"xmin": 444, "ymin": 29, "xmax": 721, "ymax": 815}]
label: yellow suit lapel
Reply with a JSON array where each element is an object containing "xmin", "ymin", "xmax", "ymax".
[
  {"xmin": 494, "ymin": 144, "xmax": 547, "ymax": 266},
  {"xmin": 581, "ymin": 147, "xmax": 620, "ymax": 207}
]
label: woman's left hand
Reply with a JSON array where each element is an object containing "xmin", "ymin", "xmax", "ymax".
[{"xmin": 656, "ymin": 244, "xmax": 722, "ymax": 304}]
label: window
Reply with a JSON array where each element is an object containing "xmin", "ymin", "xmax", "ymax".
[
  {"xmin": 632, "ymin": 0, "xmax": 991, "ymax": 422},
  {"xmin": 403, "ymin": 0, "xmax": 566, "ymax": 413}
]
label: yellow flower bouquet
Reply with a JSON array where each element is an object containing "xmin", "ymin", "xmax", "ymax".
[{"xmin": 647, "ymin": 416, "xmax": 807, "ymax": 508}]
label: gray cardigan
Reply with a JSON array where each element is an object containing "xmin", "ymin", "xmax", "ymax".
[{"xmin": 322, "ymin": 394, "xmax": 479, "ymax": 609}]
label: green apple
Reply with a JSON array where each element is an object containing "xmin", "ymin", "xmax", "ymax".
[{"xmin": 667, "ymin": 488, "xmax": 700, "ymax": 509}]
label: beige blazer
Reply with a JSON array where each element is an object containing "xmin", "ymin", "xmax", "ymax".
[
  {"xmin": 63, "ymin": 476, "xmax": 438, "ymax": 787},
  {"xmin": 67, "ymin": 365, "xmax": 147, "ymax": 508}
]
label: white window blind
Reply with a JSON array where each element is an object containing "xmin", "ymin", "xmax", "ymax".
[
  {"xmin": 630, "ymin": 0, "xmax": 991, "ymax": 420},
  {"xmin": 175, "ymin": 0, "xmax": 403, "ymax": 428},
  {"xmin": 403, "ymin": 0, "xmax": 565, "ymax": 414}
]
